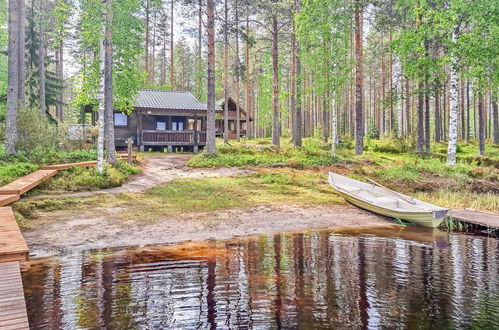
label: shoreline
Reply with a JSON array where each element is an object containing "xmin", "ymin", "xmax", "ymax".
[{"xmin": 23, "ymin": 204, "xmax": 396, "ymax": 257}]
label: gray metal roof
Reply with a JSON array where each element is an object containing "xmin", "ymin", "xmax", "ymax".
[{"xmin": 135, "ymin": 90, "xmax": 221, "ymax": 111}]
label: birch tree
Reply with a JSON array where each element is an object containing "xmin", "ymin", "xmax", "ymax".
[{"xmin": 205, "ymin": 0, "xmax": 216, "ymax": 154}]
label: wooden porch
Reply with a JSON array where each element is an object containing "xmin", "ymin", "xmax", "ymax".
[{"xmin": 141, "ymin": 130, "xmax": 207, "ymax": 145}]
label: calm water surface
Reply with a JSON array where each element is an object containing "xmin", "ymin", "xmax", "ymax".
[{"xmin": 22, "ymin": 226, "xmax": 499, "ymax": 329}]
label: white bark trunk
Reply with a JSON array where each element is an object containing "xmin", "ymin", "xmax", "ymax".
[
  {"xmin": 97, "ymin": 31, "xmax": 105, "ymax": 172},
  {"xmin": 331, "ymin": 96, "xmax": 338, "ymax": 157},
  {"xmin": 447, "ymin": 31, "xmax": 459, "ymax": 166}
]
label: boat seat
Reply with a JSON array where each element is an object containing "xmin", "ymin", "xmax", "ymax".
[
  {"xmin": 371, "ymin": 196, "xmax": 399, "ymax": 209},
  {"xmin": 337, "ymin": 184, "xmax": 362, "ymax": 194}
]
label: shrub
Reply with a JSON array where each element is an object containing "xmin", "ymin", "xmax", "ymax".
[{"xmin": 16, "ymin": 107, "xmax": 59, "ymax": 155}]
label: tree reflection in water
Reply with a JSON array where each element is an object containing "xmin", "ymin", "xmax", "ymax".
[{"xmin": 22, "ymin": 227, "xmax": 499, "ymax": 329}]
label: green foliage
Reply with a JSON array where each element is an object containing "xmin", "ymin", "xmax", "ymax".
[
  {"xmin": 365, "ymin": 137, "xmax": 413, "ymax": 153},
  {"xmin": 16, "ymin": 107, "xmax": 59, "ymax": 155},
  {"xmin": 0, "ymin": 162, "xmax": 38, "ymax": 186},
  {"xmin": 188, "ymin": 138, "xmax": 339, "ymax": 169},
  {"xmin": 37, "ymin": 162, "xmax": 140, "ymax": 192},
  {"xmin": 74, "ymin": 0, "xmax": 145, "ymax": 113}
]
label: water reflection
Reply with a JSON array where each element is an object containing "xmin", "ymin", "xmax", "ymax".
[{"xmin": 22, "ymin": 227, "xmax": 499, "ymax": 329}]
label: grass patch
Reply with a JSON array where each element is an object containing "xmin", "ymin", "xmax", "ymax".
[
  {"xmin": 33, "ymin": 161, "xmax": 140, "ymax": 193},
  {"xmin": 16, "ymin": 170, "xmax": 345, "ymax": 227},
  {"xmin": 188, "ymin": 138, "xmax": 339, "ymax": 169}
]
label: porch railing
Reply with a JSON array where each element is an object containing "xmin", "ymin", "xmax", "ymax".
[{"xmin": 141, "ymin": 130, "xmax": 207, "ymax": 144}]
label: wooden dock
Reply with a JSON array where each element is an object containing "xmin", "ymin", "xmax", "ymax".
[
  {"xmin": 0, "ymin": 261, "xmax": 29, "ymax": 330},
  {"xmin": 449, "ymin": 209, "xmax": 499, "ymax": 230},
  {"xmin": 0, "ymin": 207, "xmax": 29, "ymax": 264},
  {"xmin": 0, "ymin": 155, "xmax": 136, "ymax": 329}
]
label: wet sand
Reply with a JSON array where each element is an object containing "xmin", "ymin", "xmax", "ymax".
[{"xmin": 23, "ymin": 204, "xmax": 395, "ymax": 257}]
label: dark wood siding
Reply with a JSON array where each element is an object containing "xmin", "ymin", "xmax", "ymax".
[{"xmin": 114, "ymin": 111, "xmax": 138, "ymax": 146}]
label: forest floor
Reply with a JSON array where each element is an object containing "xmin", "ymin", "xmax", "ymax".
[{"xmin": 12, "ymin": 137, "xmax": 499, "ymax": 255}]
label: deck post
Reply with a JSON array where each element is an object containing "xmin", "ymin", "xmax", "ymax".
[
  {"xmin": 194, "ymin": 145, "xmax": 199, "ymax": 153},
  {"xmin": 168, "ymin": 145, "xmax": 173, "ymax": 153},
  {"xmin": 126, "ymin": 138, "xmax": 133, "ymax": 164},
  {"xmin": 139, "ymin": 145, "xmax": 144, "ymax": 152}
]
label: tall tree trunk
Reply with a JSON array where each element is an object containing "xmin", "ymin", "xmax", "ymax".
[
  {"xmin": 465, "ymin": 80, "xmax": 470, "ymax": 143},
  {"xmin": 56, "ymin": 39, "xmax": 64, "ymax": 120},
  {"xmin": 145, "ymin": 0, "xmax": 150, "ymax": 84},
  {"xmin": 294, "ymin": 0, "xmax": 302, "ymax": 147},
  {"xmin": 197, "ymin": 0, "xmax": 202, "ymax": 99},
  {"xmin": 97, "ymin": 25, "xmax": 106, "ymax": 172},
  {"xmin": 416, "ymin": 81, "xmax": 425, "ymax": 153},
  {"xmin": 434, "ymin": 86, "xmax": 441, "ymax": 142},
  {"xmin": 381, "ymin": 51, "xmax": 385, "ymax": 135},
  {"xmin": 492, "ymin": 93, "xmax": 499, "ymax": 145},
  {"xmin": 6, "ymin": 0, "xmax": 22, "ymax": 154},
  {"xmin": 354, "ymin": 0, "xmax": 363, "ymax": 155},
  {"xmin": 245, "ymin": 4, "xmax": 252, "ymax": 139},
  {"xmin": 446, "ymin": 32, "xmax": 459, "ymax": 166},
  {"xmin": 169, "ymin": 0, "xmax": 174, "ymax": 89},
  {"xmin": 104, "ymin": 0, "xmax": 116, "ymax": 163},
  {"xmin": 388, "ymin": 32, "xmax": 393, "ymax": 133},
  {"xmin": 206, "ymin": 0, "xmax": 216, "ymax": 154},
  {"xmin": 424, "ymin": 80, "xmax": 430, "ymax": 152},
  {"xmin": 18, "ymin": 0, "xmax": 25, "ymax": 108},
  {"xmin": 290, "ymin": 3, "xmax": 296, "ymax": 144},
  {"xmin": 223, "ymin": 0, "xmax": 229, "ymax": 143},
  {"xmin": 271, "ymin": 12, "xmax": 280, "ymax": 147},
  {"xmin": 38, "ymin": 0, "xmax": 46, "ymax": 114},
  {"xmin": 405, "ymin": 76, "xmax": 411, "ymax": 133},
  {"xmin": 235, "ymin": 0, "xmax": 240, "ymax": 141},
  {"xmin": 478, "ymin": 90, "xmax": 485, "ymax": 155},
  {"xmin": 151, "ymin": 10, "xmax": 157, "ymax": 84}
]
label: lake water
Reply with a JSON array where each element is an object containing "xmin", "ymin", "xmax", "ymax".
[{"xmin": 21, "ymin": 226, "xmax": 499, "ymax": 329}]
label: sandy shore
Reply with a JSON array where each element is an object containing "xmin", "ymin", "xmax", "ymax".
[{"xmin": 23, "ymin": 204, "xmax": 395, "ymax": 257}]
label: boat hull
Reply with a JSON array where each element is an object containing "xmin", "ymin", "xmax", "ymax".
[{"xmin": 339, "ymin": 191, "xmax": 445, "ymax": 228}]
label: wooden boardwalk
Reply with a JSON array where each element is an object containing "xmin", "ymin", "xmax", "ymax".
[
  {"xmin": 449, "ymin": 209, "xmax": 499, "ymax": 229},
  {"xmin": 0, "ymin": 155, "xmax": 136, "ymax": 329},
  {"xmin": 0, "ymin": 207, "xmax": 29, "ymax": 264},
  {"xmin": 0, "ymin": 169, "xmax": 58, "ymax": 195},
  {"xmin": 0, "ymin": 262, "xmax": 29, "ymax": 330}
]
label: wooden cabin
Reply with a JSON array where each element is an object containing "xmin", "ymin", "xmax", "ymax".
[
  {"xmin": 87, "ymin": 90, "xmax": 252, "ymax": 152},
  {"xmin": 216, "ymin": 97, "xmax": 253, "ymax": 139}
]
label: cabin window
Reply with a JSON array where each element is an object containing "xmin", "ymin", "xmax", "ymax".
[
  {"xmin": 156, "ymin": 121, "xmax": 166, "ymax": 130},
  {"xmin": 172, "ymin": 121, "xmax": 184, "ymax": 131},
  {"xmin": 114, "ymin": 113, "xmax": 128, "ymax": 127}
]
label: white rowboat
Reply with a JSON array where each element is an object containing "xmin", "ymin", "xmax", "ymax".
[{"xmin": 328, "ymin": 172, "xmax": 449, "ymax": 228}]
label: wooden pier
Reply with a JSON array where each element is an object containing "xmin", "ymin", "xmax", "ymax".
[
  {"xmin": 449, "ymin": 209, "xmax": 499, "ymax": 230},
  {"xmin": 0, "ymin": 155, "xmax": 135, "ymax": 328},
  {"xmin": 0, "ymin": 262, "xmax": 29, "ymax": 330}
]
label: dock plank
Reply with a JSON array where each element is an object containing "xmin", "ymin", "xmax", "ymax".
[
  {"xmin": 0, "ymin": 262, "xmax": 29, "ymax": 329},
  {"xmin": 0, "ymin": 207, "xmax": 29, "ymax": 263},
  {"xmin": 449, "ymin": 209, "xmax": 499, "ymax": 229},
  {"xmin": 0, "ymin": 170, "xmax": 58, "ymax": 195},
  {"xmin": 0, "ymin": 194, "xmax": 20, "ymax": 207}
]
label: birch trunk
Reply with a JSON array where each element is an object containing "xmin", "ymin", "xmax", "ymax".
[
  {"xmin": 206, "ymin": 0, "xmax": 216, "ymax": 154},
  {"xmin": 446, "ymin": 32, "xmax": 459, "ymax": 166},
  {"xmin": 38, "ymin": 0, "xmax": 46, "ymax": 114},
  {"xmin": 97, "ymin": 28, "xmax": 106, "ymax": 172},
  {"xmin": 6, "ymin": 0, "xmax": 20, "ymax": 154},
  {"xmin": 331, "ymin": 94, "xmax": 338, "ymax": 157},
  {"xmin": 104, "ymin": 0, "xmax": 116, "ymax": 164}
]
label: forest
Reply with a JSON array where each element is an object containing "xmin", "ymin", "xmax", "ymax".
[{"xmin": 0, "ymin": 0, "xmax": 497, "ymax": 167}]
